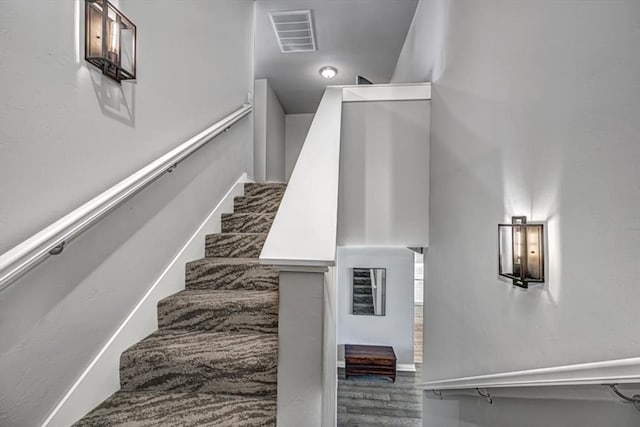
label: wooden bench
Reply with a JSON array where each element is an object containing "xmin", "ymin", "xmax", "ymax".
[{"xmin": 345, "ymin": 344, "xmax": 397, "ymax": 382}]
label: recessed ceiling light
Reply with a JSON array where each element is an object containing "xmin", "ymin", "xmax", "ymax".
[{"xmin": 319, "ymin": 66, "xmax": 338, "ymax": 79}]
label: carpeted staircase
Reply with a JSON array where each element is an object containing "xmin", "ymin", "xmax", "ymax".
[{"xmin": 74, "ymin": 183, "xmax": 286, "ymax": 427}]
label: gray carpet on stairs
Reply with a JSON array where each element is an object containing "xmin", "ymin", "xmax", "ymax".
[{"xmin": 74, "ymin": 183, "xmax": 286, "ymax": 427}]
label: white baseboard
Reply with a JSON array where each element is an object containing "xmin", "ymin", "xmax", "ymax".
[
  {"xmin": 337, "ymin": 360, "xmax": 417, "ymax": 373},
  {"xmin": 42, "ymin": 173, "xmax": 251, "ymax": 427}
]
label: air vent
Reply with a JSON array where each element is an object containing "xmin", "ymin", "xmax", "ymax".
[{"xmin": 269, "ymin": 10, "xmax": 316, "ymax": 53}]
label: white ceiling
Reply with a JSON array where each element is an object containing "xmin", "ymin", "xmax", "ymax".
[{"xmin": 255, "ymin": 0, "xmax": 419, "ymax": 113}]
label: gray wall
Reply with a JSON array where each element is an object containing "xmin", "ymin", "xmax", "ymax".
[
  {"xmin": 338, "ymin": 100, "xmax": 430, "ymax": 246},
  {"xmin": 285, "ymin": 113, "xmax": 314, "ymax": 181},
  {"xmin": 336, "ymin": 247, "xmax": 415, "ymax": 366},
  {"xmin": 0, "ymin": 1, "xmax": 255, "ymax": 425},
  {"xmin": 423, "ymin": 394, "xmax": 639, "ymax": 427},
  {"xmin": 254, "ymin": 78, "xmax": 286, "ymax": 182},
  {"xmin": 393, "ymin": 0, "xmax": 640, "ymax": 425}
]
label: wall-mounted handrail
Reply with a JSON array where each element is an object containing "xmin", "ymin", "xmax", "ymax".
[
  {"xmin": 421, "ymin": 357, "xmax": 640, "ymax": 391},
  {"xmin": 0, "ymin": 104, "xmax": 252, "ymax": 292}
]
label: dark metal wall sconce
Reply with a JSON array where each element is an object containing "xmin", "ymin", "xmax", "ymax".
[
  {"xmin": 85, "ymin": 0, "xmax": 136, "ymax": 82},
  {"xmin": 498, "ymin": 216, "xmax": 544, "ymax": 288}
]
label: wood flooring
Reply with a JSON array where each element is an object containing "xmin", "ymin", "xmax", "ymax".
[{"xmin": 338, "ymin": 364, "xmax": 422, "ymax": 426}]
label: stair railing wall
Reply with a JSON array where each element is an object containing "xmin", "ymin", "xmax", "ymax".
[
  {"xmin": 422, "ymin": 357, "xmax": 640, "ymax": 412},
  {"xmin": 260, "ymin": 83, "xmax": 432, "ymax": 427},
  {"xmin": 0, "ymin": 104, "xmax": 252, "ymax": 293}
]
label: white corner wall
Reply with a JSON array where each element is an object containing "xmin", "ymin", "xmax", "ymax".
[
  {"xmin": 285, "ymin": 113, "xmax": 314, "ymax": 181},
  {"xmin": 338, "ymin": 100, "xmax": 430, "ymax": 247},
  {"xmin": 391, "ymin": 0, "xmax": 447, "ymax": 83},
  {"xmin": 254, "ymin": 78, "xmax": 286, "ymax": 182},
  {"xmin": 337, "ymin": 247, "xmax": 415, "ymax": 366},
  {"xmin": 0, "ymin": 1, "xmax": 255, "ymax": 426},
  {"xmin": 394, "ymin": 1, "xmax": 640, "ymax": 426}
]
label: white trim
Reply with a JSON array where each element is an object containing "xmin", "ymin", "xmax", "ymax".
[
  {"xmin": 260, "ymin": 87, "xmax": 343, "ymax": 269},
  {"xmin": 421, "ymin": 357, "xmax": 640, "ymax": 391},
  {"xmin": 342, "ymin": 83, "xmax": 431, "ymax": 102},
  {"xmin": 0, "ymin": 105, "xmax": 252, "ymax": 292},
  {"xmin": 259, "ymin": 258, "xmax": 333, "ymax": 270},
  {"xmin": 41, "ymin": 174, "xmax": 250, "ymax": 427},
  {"xmin": 337, "ymin": 361, "xmax": 416, "ymax": 373}
]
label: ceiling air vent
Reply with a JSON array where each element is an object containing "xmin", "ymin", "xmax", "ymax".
[{"xmin": 269, "ymin": 10, "xmax": 316, "ymax": 53}]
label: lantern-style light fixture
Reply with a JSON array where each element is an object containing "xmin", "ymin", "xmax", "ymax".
[
  {"xmin": 498, "ymin": 216, "xmax": 544, "ymax": 288},
  {"xmin": 85, "ymin": 0, "xmax": 136, "ymax": 82}
]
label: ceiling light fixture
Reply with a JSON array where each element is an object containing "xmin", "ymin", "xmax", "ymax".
[{"xmin": 319, "ymin": 66, "xmax": 338, "ymax": 79}]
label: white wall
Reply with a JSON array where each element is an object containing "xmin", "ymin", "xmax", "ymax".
[
  {"xmin": 254, "ymin": 78, "xmax": 286, "ymax": 182},
  {"xmin": 393, "ymin": 1, "xmax": 640, "ymax": 426},
  {"xmin": 423, "ymin": 394, "xmax": 640, "ymax": 427},
  {"xmin": 285, "ymin": 113, "xmax": 314, "ymax": 181},
  {"xmin": 337, "ymin": 101, "xmax": 430, "ymax": 246},
  {"xmin": 391, "ymin": 0, "xmax": 447, "ymax": 83},
  {"xmin": 277, "ymin": 271, "xmax": 324, "ymax": 427},
  {"xmin": 337, "ymin": 247, "xmax": 415, "ymax": 366},
  {"xmin": 0, "ymin": 1, "xmax": 255, "ymax": 426}
]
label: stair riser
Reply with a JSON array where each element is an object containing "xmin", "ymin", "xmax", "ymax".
[
  {"xmin": 186, "ymin": 261, "xmax": 279, "ymax": 291},
  {"xmin": 221, "ymin": 213, "xmax": 275, "ymax": 233},
  {"xmin": 158, "ymin": 296, "xmax": 278, "ymax": 334},
  {"xmin": 120, "ymin": 333, "xmax": 278, "ymax": 397},
  {"xmin": 244, "ymin": 183, "xmax": 286, "ymax": 199},
  {"xmin": 205, "ymin": 234, "xmax": 266, "ymax": 258},
  {"xmin": 233, "ymin": 196, "xmax": 281, "ymax": 214},
  {"xmin": 73, "ymin": 392, "xmax": 276, "ymax": 427}
]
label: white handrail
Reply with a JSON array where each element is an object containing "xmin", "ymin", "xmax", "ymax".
[
  {"xmin": 421, "ymin": 357, "xmax": 640, "ymax": 391},
  {"xmin": 259, "ymin": 87, "xmax": 343, "ymax": 268},
  {"xmin": 0, "ymin": 104, "xmax": 252, "ymax": 292}
]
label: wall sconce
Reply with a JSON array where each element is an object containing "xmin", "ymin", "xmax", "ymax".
[
  {"xmin": 85, "ymin": 0, "xmax": 136, "ymax": 82},
  {"xmin": 498, "ymin": 216, "xmax": 544, "ymax": 288}
]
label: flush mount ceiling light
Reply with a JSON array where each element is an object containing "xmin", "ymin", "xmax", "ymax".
[
  {"xmin": 319, "ymin": 66, "xmax": 338, "ymax": 79},
  {"xmin": 498, "ymin": 216, "xmax": 545, "ymax": 289}
]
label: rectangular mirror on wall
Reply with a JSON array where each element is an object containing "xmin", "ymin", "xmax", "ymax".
[{"xmin": 352, "ymin": 268, "xmax": 386, "ymax": 316}]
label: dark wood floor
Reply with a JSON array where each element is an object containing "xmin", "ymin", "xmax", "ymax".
[
  {"xmin": 414, "ymin": 304, "xmax": 423, "ymax": 363},
  {"xmin": 337, "ymin": 364, "xmax": 422, "ymax": 426}
]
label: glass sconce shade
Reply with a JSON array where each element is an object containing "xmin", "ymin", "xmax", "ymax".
[
  {"xmin": 498, "ymin": 216, "xmax": 544, "ymax": 288},
  {"xmin": 85, "ymin": 0, "xmax": 136, "ymax": 82}
]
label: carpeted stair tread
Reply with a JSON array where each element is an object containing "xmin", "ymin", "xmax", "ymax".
[
  {"xmin": 205, "ymin": 232, "xmax": 267, "ymax": 258},
  {"xmin": 221, "ymin": 212, "xmax": 276, "ymax": 233},
  {"xmin": 243, "ymin": 183, "xmax": 286, "ymax": 199},
  {"xmin": 158, "ymin": 289, "xmax": 278, "ymax": 334},
  {"xmin": 233, "ymin": 195, "xmax": 282, "ymax": 214},
  {"xmin": 72, "ymin": 391, "xmax": 276, "ymax": 427},
  {"xmin": 185, "ymin": 258, "xmax": 279, "ymax": 291},
  {"xmin": 120, "ymin": 330, "xmax": 277, "ymax": 396}
]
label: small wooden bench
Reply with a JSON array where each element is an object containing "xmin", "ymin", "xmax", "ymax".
[{"xmin": 345, "ymin": 344, "xmax": 397, "ymax": 382}]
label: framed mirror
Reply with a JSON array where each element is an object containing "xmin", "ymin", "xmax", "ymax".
[{"xmin": 352, "ymin": 268, "xmax": 386, "ymax": 316}]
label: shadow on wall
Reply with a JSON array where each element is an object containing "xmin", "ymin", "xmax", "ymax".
[{"xmin": 89, "ymin": 69, "xmax": 136, "ymax": 127}]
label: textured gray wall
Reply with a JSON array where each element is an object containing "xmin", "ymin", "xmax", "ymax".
[
  {"xmin": 285, "ymin": 113, "xmax": 314, "ymax": 181},
  {"xmin": 0, "ymin": 1, "xmax": 255, "ymax": 425},
  {"xmin": 254, "ymin": 79, "xmax": 286, "ymax": 182},
  {"xmin": 393, "ymin": 0, "xmax": 640, "ymax": 425},
  {"xmin": 338, "ymin": 100, "xmax": 430, "ymax": 247}
]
